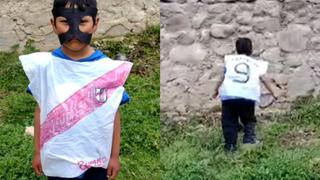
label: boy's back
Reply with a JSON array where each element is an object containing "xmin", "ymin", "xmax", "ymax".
[
  {"xmin": 214, "ymin": 38, "xmax": 277, "ymax": 152},
  {"xmin": 220, "ymin": 54, "xmax": 268, "ymax": 102}
]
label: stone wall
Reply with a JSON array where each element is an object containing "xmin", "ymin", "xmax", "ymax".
[
  {"xmin": 0, "ymin": 0, "xmax": 159, "ymax": 51},
  {"xmin": 160, "ymin": 0, "xmax": 320, "ymax": 120}
]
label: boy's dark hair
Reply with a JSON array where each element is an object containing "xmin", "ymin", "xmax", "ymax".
[
  {"xmin": 236, "ymin": 37, "xmax": 252, "ymax": 56},
  {"xmin": 53, "ymin": 0, "xmax": 97, "ymax": 12}
]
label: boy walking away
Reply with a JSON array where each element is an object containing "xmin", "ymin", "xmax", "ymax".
[
  {"xmin": 19, "ymin": 0, "xmax": 132, "ymax": 179},
  {"xmin": 214, "ymin": 38, "xmax": 277, "ymax": 152}
]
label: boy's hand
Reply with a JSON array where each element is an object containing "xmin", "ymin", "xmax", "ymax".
[
  {"xmin": 213, "ymin": 90, "xmax": 219, "ymax": 99},
  {"xmin": 107, "ymin": 157, "xmax": 120, "ymax": 180},
  {"xmin": 271, "ymin": 90, "xmax": 279, "ymax": 101},
  {"xmin": 32, "ymin": 153, "xmax": 42, "ymax": 176},
  {"xmin": 272, "ymin": 94, "xmax": 278, "ymax": 101}
]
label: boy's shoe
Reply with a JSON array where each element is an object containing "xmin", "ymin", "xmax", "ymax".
[
  {"xmin": 238, "ymin": 123, "xmax": 244, "ymax": 132},
  {"xmin": 243, "ymin": 122, "xmax": 257, "ymax": 144},
  {"xmin": 243, "ymin": 136, "xmax": 257, "ymax": 144},
  {"xmin": 241, "ymin": 139, "xmax": 262, "ymax": 151},
  {"xmin": 224, "ymin": 143, "xmax": 237, "ymax": 153}
]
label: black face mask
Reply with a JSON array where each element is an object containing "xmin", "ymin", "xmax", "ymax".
[{"xmin": 52, "ymin": 7, "xmax": 97, "ymax": 45}]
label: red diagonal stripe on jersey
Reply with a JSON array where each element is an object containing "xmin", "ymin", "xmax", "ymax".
[{"xmin": 40, "ymin": 62, "xmax": 131, "ymax": 149}]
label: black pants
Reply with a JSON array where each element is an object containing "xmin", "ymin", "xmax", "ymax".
[
  {"xmin": 221, "ymin": 99, "xmax": 256, "ymax": 145},
  {"xmin": 47, "ymin": 167, "xmax": 108, "ymax": 180}
]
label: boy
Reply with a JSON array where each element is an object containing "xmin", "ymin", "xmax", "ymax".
[
  {"xmin": 19, "ymin": 0, "xmax": 132, "ymax": 179},
  {"xmin": 213, "ymin": 38, "xmax": 277, "ymax": 152}
]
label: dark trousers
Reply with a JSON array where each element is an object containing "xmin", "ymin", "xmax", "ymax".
[
  {"xmin": 221, "ymin": 99, "xmax": 256, "ymax": 145},
  {"xmin": 47, "ymin": 167, "xmax": 108, "ymax": 180}
]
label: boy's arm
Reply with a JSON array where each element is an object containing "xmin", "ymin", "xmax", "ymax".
[
  {"xmin": 213, "ymin": 74, "xmax": 225, "ymax": 98},
  {"xmin": 32, "ymin": 104, "xmax": 42, "ymax": 176},
  {"xmin": 260, "ymin": 75, "xmax": 277, "ymax": 99},
  {"xmin": 111, "ymin": 110, "xmax": 121, "ymax": 159},
  {"xmin": 107, "ymin": 110, "xmax": 121, "ymax": 179},
  {"xmin": 213, "ymin": 65, "xmax": 226, "ymax": 98},
  {"xmin": 34, "ymin": 104, "xmax": 41, "ymax": 155}
]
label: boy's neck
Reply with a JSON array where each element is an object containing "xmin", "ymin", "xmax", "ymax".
[{"xmin": 61, "ymin": 45, "xmax": 95, "ymax": 61}]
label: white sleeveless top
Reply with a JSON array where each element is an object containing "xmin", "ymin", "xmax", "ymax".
[
  {"xmin": 219, "ymin": 55, "xmax": 268, "ymax": 102},
  {"xmin": 19, "ymin": 52, "xmax": 132, "ymax": 178}
]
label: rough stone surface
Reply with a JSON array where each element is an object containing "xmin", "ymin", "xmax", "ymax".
[
  {"xmin": 207, "ymin": 3, "xmax": 229, "ymax": 14},
  {"xmin": 278, "ymin": 24, "xmax": 311, "ymax": 52},
  {"xmin": 192, "ymin": 12, "xmax": 208, "ymax": 29},
  {"xmin": 214, "ymin": 42, "xmax": 234, "ymax": 56},
  {"xmin": 254, "ymin": 0, "xmax": 280, "ymax": 17},
  {"xmin": 105, "ymin": 24, "xmax": 130, "ymax": 37},
  {"xmin": 261, "ymin": 47, "xmax": 284, "ymax": 63},
  {"xmin": 0, "ymin": 31, "xmax": 19, "ymax": 50},
  {"xmin": 177, "ymin": 31, "xmax": 197, "ymax": 45},
  {"xmin": 210, "ymin": 24, "xmax": 236, "ymax": 38},
  {"xmin": 0, "ymin": 0, "xmax": 159, "ymax": 51},
  {"xmin": 310, "ymin": 36, "xmax": 320, "ymax": 50},
  {"xmin": 161, "ymin": 0, "xmax": 320, "ymax": 120},
  {"xmin": 168, "ymin": 43, "xmax": 208, "ymax": 64},
  {"xmin": 253, "ymin": 18, "xmax": 280, "ymax": 33},
  {"xmin": 284, "ymin": 0, "xmax": 306, "ymax": 12},
  {"xmin": 236, "ymin": 11, "xmax": 253, "ymax": 25},
  {"xmin": 284, "ymin": 53, "xmax": 304, "ymax": 68},
  {"xmin": 288, "ymin": 64, "xmax": 315, "ymax": 100},
  {"xmin": 165, "ymin": 14, "xmax": 190, "ymax": 32}
]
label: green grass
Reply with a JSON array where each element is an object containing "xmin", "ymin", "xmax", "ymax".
[
  {"xmin": 93, "ymin": 25, "xmax": 160, "ymax": 76},
  {"xmin": 161, "ymin": 100, "xmax": 320, "ymax": 180},
  {"xmin": 0, "ymin": 25, "xmax": 159, "ymax": 180}
]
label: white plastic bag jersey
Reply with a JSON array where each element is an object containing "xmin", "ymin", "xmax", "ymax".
[
  {"xmin": 19, "ymin": 52, "xmax": 132, "ymax": 178},
  {"xmin": 220, "ymin": 55, "xmax": 268, "ymax": 102}
]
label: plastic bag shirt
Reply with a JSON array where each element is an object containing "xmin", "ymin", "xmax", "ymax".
[
  {"xmin": 219, "ymin": 55, "xmax": 268, "ymax": 102},
  {"xmin": 19, "ymin": 52, "xmax": 132, "ymax": 178},
  {"xmin": 26, "ymin": 48, "xmax": 131, "ymax": 105}
]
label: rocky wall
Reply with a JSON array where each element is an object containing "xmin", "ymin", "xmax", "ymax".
[
  {"xmin": 0, "ymin": 0, "xmax": 159, "ymax": 51},
  {"xmin": 160, "ymin": 0, "xmax": 320, "ymax": 120}
]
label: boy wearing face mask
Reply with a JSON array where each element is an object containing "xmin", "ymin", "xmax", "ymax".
[{"xmin": 19, "ymin": 0, "xmax": 132, "ymax": 179}]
